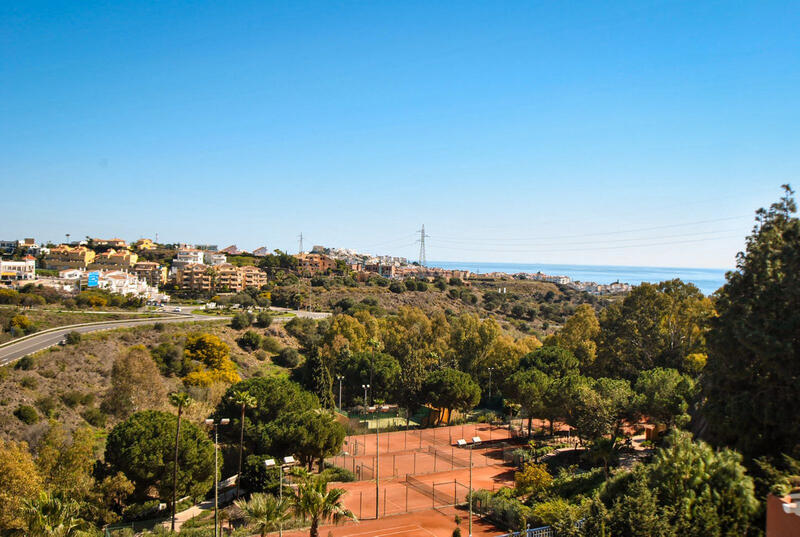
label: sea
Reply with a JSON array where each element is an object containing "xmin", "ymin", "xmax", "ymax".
[{"xmin": 429, "ymin": 261, "xmax": 730, "ymax": 296}]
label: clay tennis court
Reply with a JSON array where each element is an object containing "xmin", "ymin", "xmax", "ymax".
[
  {"xmin": 281, "ymin": 508, "xmax": 507, "ymax": 537},
  {"xmin": 308, "ymin": 423, "xmax": 523, "ymax": 536}
]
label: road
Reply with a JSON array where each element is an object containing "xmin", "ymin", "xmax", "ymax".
[{"xmin": 0, "ymin": 313, "xmax": 225, "ymax": 366}]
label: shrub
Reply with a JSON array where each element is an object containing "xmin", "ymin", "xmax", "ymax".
[
  {"xmin": 82, "ymin": 407, "xmax": 107, "ymax": 427},
  {"xmin": 35, "ymin": 395, "xmax": 58, "ymax": 417},
  {"xmin": 150, "ymin": 342, "xmax": 183, "ymax": 376},
  {"xmin": 20, "ymin": 376, "xmax": 38, "ymax": 389},
  {"xmin": 321, "ymin": 466, "xmax": 355, "ymax": 483},
  {"xmin": 261, "ymin": 336, "xmax": 282, "ymax": 354},
  {"xmin": 153, "ymin": 322, "xmax": 166, "ymax": 332},
  {"xmin": 8, "ymin": 314, "xmax": 35, "ymax": 335},
  {"xmin": 231, "ymin": 312, "xmax": 252, "ymax": 330},
  {"xmin": 275, "ymin": 347, "xmax": 301, "ymax": 368},
  {"xmin": 61, "ymin": 390, "xmax": 86, "ymax": 408},
  {"xmin": 256, "ymin": 311, "xmax": 273, "ymax": 328},
  {"xmin": 65, "ymin": 331, "xmax": 82, "ymax": 344},
  {"xmin": 389, "ymin": 281, "xmax": 405, "ymax": 294},
  {"xmin": 14, "ymin": 404, "xmax": 39, "ymax": 424},
  {"xmin": 15, "ymin": 355, "xmax": 35, "ymax": 370},
  {"xmin": 0, "ymin": 289, "xmax": 20, "ymax": 304},
  {"xmin": 238, "ymin": 330, "xmax": 262, "ymax": 352}
]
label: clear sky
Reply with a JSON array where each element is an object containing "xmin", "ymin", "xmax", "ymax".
[{"xmin": 2, "ymin": 1, "xmax": 798, "ymax": 268}]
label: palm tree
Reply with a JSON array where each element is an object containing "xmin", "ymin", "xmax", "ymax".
[
  {"xmin": 235, "ymin": 493, "xmax": 291, "ymax": 537},
  {"xmin": 168, "ymin": 391, "xmax": 192, "ymax": 532},
  {"xmin": 230, "ymin": 388, "xmax": 257, "ymax": 499},
  {"xmin": 21, "ymin": 491, "xmax": 88, "ymax": 537},
  {"xmin": 290, "ymin": 469, "xmax": 357, "ymax": 537}
]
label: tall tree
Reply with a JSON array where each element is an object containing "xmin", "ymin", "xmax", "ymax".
[
  {"xmin": 229, "ymin": 389, "xmax": 257, "ymax": 499},
  {"xmin": 545, "ymin": 304, "xmax": 600, "ymax": 369},
  {"xmin": 105, "ymin": 410, "xmax": 215, "ymax": 501},
  {"xmin": 0, "ymin": 439, "xmax": 43, "ymax": 534},
  {"xmin": 635, "ymin": 368, "xmax": 696, "ymax": 428},
  {"xmin": 423, "ymin": 367, "xmax": 481, "ymax": 424},
  {"xmin": 101, "ymin": 345, "xmax": 166, "ymax": 419},
  {"xmin": 168, "ymin": 392, "xmax": 192, "ymax": 532},
  {"xmin": 702, "ymin": 186, "xmax": 800, "ymax": 461}
]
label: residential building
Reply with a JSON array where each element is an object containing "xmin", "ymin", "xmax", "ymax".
[
  {"xmin": 252, "ymin": 246, "xmax": 271, "ymax": 257},
  {"xmin": 134, "ymin": 238, "xmax": 156, "ymax": 250},
  {"xmin": 133, "ymin": 261, "xmax": 168, "ymax": 286},
  {"xmin": 172, "ymin": 249, "xmax": 205, "ymax": 271},
  {"xmin": 175, "ymin": 263, "xmax": 267, "ymax": 292},
  {"xmin": 0, "ymin": 240, "xmax": 18, "ymax": 254},
  {"xmin": 94, "ymin": 238, "xmax": 128, "ymax": 248},
  {"xmin": 175, "ymin": 263, "xmax": 212, "ymax": 292},
  {"xmin": 220, "ymin": 245, "xmax": 240, "ymax": 255},
  {"xmin": 203, "ymin": 252, "xmax": 227, "ymax": 265},
  {"xmin": 195, "ymin": 244, "xmax": 218, "ymax": 252},
  {"xmin": 89, "ymin": 249, "xmax": 139, "ymax": 270},
  {"xmin": 295, "ymin": 253, "xmax": 337, "ymax": 274},
  {"xmin": 44, "ymin": 245, "xmax": 96, "ymax": 269},
  {"xmin": 0, "ymin": 256, "xmax": 36, "ymax": 282},
  {"xmin": 240, "ymin": 265, "xmax": 267, "ymax": 288},
  {"xmin": 364, "ymin": 263, "xmax": 397, "ymax": 278}
]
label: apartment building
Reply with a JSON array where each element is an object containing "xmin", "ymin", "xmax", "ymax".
[
  {"xmin": 203, "ymin": 251, "xmax": 227, "ymax": 265},
  {"xmin": 252, "ymin": 246, "xmax": 270, "ymax": 257},
  {"xmin": 0, "ymin": 256, "xmax": 36, "ymax": 283},
  {"xmin": 44, "ymin": 245, "xmax": 97, "ymax": 269},
  {"xmin": 133, "ymin": 261, "xmax": 168, "ymax": 286},
  {"xmin": 94, "ymin": 238, "xmax": 128, "ymax": 248},
  {"xmin": 171, "ymin": 249, "xmax": 205, "ymax": 272},
  {"xmin": 240, "ymin": 265, "xmax": 267, "ymax": 288},
  {"xmin": 89, "ymin": 249, "xmax": 139, "ymax": 270},
  {"xmin": 175, "ymin": 263, "xmax": 267, "ymax": 292},
  {"xmin": 295, "ymin": 253, "xmax": 337, "ymax": 274}
]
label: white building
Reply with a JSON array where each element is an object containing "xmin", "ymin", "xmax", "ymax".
[
  {"xmin": 0, "ymin": 256, "xmax": 36, "ymax": 282},
  {"xmin": 203, "ymin": 252, "xmax": 227, "ymax": 265}
]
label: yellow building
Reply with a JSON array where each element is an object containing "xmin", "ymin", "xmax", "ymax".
[
  {"xmin": 89, "ymin": 249, "xmax": 139, "ymax": 270},
  {"xmin": 44, "ymin": 245, "xmax": 96, "ymax": 269},
  {"xmin": 134, "ymin": 238, "xmax": 156, "ymax": 250}
]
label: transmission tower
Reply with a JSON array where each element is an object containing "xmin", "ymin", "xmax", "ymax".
[
  {"xmin": 417, "ymin": 225, "xmax": 429, "ymax": 266},
  {"xmin": 298, "ymin": 232, "xmax": 304, "ymax": 254}
]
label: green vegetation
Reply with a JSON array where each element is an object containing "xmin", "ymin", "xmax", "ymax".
[{"xmin": 1, "ymin": 189, "xmax": 798, "ymax": 536}]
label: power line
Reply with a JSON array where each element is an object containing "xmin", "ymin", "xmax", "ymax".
[
  {"xmin": 429, "ymin": 233, "xmax": 743, "ymax": 254},
  {"xmin": 432, "ymin": 215, "xmax": 752, "ymax": 243}
]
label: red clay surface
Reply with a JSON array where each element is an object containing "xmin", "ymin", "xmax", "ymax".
[
  {"xmin": 308, "ymin": 423, "xmax": 523, "ymax": 537},
  {"xmin": 281, "ymin": 509, "xmax": 505, "ymax": 537}
]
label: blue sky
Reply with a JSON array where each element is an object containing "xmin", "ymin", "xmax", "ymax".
[{"xmin": 2, "ymin": 1, "xmax": 798, "ymax": 268}]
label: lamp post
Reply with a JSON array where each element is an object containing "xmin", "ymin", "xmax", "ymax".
[
  {"xmin": 337, "ymin": 375, "xmax": 344, "ymax": 409},
  {"xmin": 458, "ymin": 436, "xmax": 482, "ymax": 537},
  {"xmin": 264, "ymin": 455, "xmax": 295, "ymax": 537},
  {"xmin": 362, "ymin": 384, "xmax": 370, "ymax": 406},
  {"xmin": 205, "ymin": 418, "xmax": 230, "ymax": 537},
  {"xmin": 487, "ymin": 367, "xmax": 495, "ymax": 403}
]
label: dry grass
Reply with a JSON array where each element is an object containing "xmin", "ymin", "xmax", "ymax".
[{"xmin": 0, "ymin": 319, "xmax": 298, "ymax": 444}]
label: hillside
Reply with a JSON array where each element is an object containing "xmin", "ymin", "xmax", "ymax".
[{"xmin": 0, "ymin": 319, "xmax": 299, "ymax": 443}]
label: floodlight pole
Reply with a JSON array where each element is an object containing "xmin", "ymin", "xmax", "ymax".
[
  {"xmin": 376, "ymin": 414, "xmax": 380, "ymax": 519},
  {"xmin": 337, "ymin": 375, "xmax": 344, "ymax": 409},
  {"xmin": 469, "ymin": 443, "xmax": 473, "ymax": 537},
  {"xmin": 206, "ymin": 418, "xmax": 229, "ymax": 537}
]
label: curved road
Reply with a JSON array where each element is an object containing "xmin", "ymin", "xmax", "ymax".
[{"xmin": 0, "ymin": 313, "xmax": 226, "ymax": 366}]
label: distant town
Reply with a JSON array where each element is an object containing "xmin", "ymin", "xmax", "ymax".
[{"xmin": 0, "ymin": 236, "xmax": 632, "ymax": 300}]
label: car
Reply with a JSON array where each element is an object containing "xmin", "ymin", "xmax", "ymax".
[{"xmin": 172, "ymin": 307, "xmax": 182, "ymax": 313}]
